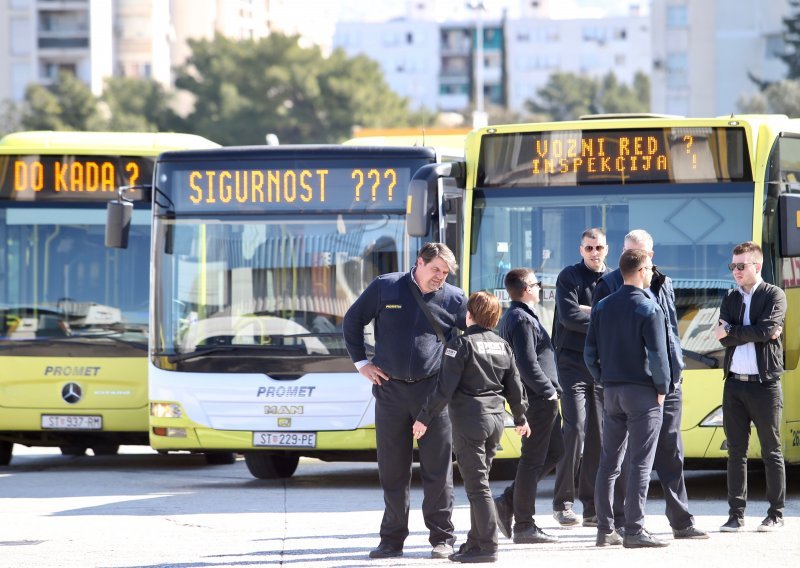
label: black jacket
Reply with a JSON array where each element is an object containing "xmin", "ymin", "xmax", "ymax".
[
  {"xmin": 342, "ymin": 270, "xmax": 467, "ymax": 380},
  {"xmin": 719, "ymin": 280, "xmax": 786, "ymax": 382},
  {"xmin": 553, "ymin": 260, "xmax": 610, "ymax": 353},
  {"xmin": 416, "ymin": 325, "xmax": 529, "ymax": 426},
  {"xmin": 499, "ymin": 300, "xmax": 561, "ymax": 399}
]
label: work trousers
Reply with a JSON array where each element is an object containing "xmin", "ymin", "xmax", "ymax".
[
  {"xmin": 723, "ymin": 379, "xmax": 785, "ymax": 519},
  {"xmin": 452, "ymin": 412, "xmax": 504, "ymax": 553},
  {"xmin": 373, "ymin": 379, "xmax": 455, "ymax": 548}
]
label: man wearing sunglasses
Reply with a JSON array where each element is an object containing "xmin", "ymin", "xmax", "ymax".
[
  {"xmin": 551, "ymin": 228, "xmax": 610, "ymax": 528},
  {"xmin": 592, "ymin": 229, "xmax": 708, "ymax": 541},
  {"xmin": 715, "ymin": 241, "xmax": 786, "ymax": 533}
]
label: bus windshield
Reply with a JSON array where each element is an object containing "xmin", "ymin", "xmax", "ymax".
[
  {"xmin": 469, "ymin": 182, "xmax": 753, "ymax": 369},
  {"xmin": 0, "ymin": 206, "xmax": 150, "ymax": 354}
]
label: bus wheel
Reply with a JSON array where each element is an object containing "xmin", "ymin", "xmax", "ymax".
[
  {"xmin": 60, "ymin": 446, "xmax": 87, "ymax": 457},
  {"xmin": 204, "ymin": 452, "xmax": 237, "ymax": 465},
  {"xmin": 244, "ymin": 453, "xmax": 299, "ymax": 479},
  {"xmin": 91, "ymin": 444, "xmax": 120, "ymax": 456},
  {"xmin": 0, "ymin": 441, "xmax": 12, "ymax": 466}
]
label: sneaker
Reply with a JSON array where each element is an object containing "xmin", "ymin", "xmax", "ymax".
[
  {"xmin": 368, "ymin": 543, "xmax": 403, "ymax": 559},
  {"xmin": 583, "ymin": 515, "xmax": 598, "ymax": 527},
  {"xmin": 448, "ymin": 544, "xmax": 498, "ymax": 564},
  {"xmin": 512, "ymin": 524, "xmax": 559, "ymax": 544},
  {"xmin": 552, "ymin": 509, "xmax": 580, "ymax": 526},
  {"xmin": 673, "ymin": 525, "xmax": 710, "ymax": 539},
  {"xmin": 757, "ymin": 516, "xmax": 784, "ymax": 532},
  {"xmin": 431, "ymin": 543, "xmax": 454, "ymax": 558},
  {"xmin": 720, "ymin": 515, "xmax": 744, "ymax": 533},
  {"xmin": 493, "ymin": 496, "xmax": 512, "ymax": 539},
  {"xmin": 623, "ymin": 529, "xmax": 669, "ymax": 548},
  {"xmin": 596, "ymin": 530, "xmax": 623, "ymax": 547}
]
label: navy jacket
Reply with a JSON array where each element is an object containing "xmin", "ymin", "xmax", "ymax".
[
  {"xmin": 584, "ymin": 285, "xmax": 671, "ymax": 394},
  {"xmin": 553, "ymin": 260, "xmax": 611, "ymax": 353},
  {"xmin": 499, "ymin": 300, "xmax": 561, "ymax": 399},
  {"xmin": 342, "ymin": 270, "xmax": 467, "ymax": 381},
  {"xmin": 593, "ymin": 267, "xmax": 684, "ymax": 386},
  {"xmin": 719, "ymin": 280, "xmax": 786, "ymax": 382},
  {"xmin": 416, "ymin": 325, "xmax": 528, "ymax": 426}
]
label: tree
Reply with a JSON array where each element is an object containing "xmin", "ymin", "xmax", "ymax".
[
  {"xmin": 738, "ymin": 79, "xmax": 800, "ymax": 116},
  {"xmin": 525, "ymin": 71, "xmax": 650, "ymax": 121},
  {"xmin": 20, "ymin": 72, "xmax": 105, "ymax": 131},
  {"xmin": 0, "ymin": 99, "xmax": 22, "ymax": 137},
  {"xmin": 173, "ymin": 33, "xmax": 419, "ymax": 144},
  {"xmin": 101, "ymin": 77, "xmax": 182, "ymax": 132},
  {"xmin": 782, "ymin": 0, "xmax": 800, "ymax": 80}
]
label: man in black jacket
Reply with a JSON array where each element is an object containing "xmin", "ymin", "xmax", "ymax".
[
  {"xmin": 493, "ymin": 268, "xmax": 563, "ymax": 545},
  {"xmin": 343, "ymin": 242, "xmax": 467, "ymax": 560},
  {"xmin": 413, "ymin": 291, "xmax": 530, "ymax": 564},
  {"xmin": 551, "ymin": 227, "xmax": 610, "ymax": 527},
  {"xmin": 715, "ymin": 241, "xmax": 787, "ymax": 533},
  {"xmin": 585, "ymin": 248, "xmax": 670, "ymax": 548}
]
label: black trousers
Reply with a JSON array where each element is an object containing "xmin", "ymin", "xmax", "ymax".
[
  {"xmin": 373, "ymin": 380, "xmax": 455, "ymax": 548},
  {"xmin": 612, "ymin": 386, "xmax": 693, "ymax": 529},
  {"xmin": 498, "ymin": 398, "xmax": 564, "ymax": 531},
  {"xmin": 595, "ymin": 384, "xmax": 663, "ymax": 535},
  {"xmin": 553, "ymin": 349, "xmax": 603, "ymax": 518},
  {"xmin": 723, "ymin": 379, "xmax": 785, "ymax": 519},
  {"xmin": 452, "ymin": 412, "xmax": 504, "ymax": 553}
]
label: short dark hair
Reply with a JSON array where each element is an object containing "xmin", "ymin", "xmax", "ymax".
[
  {"xmin": 504, "ymin": 267, "xmax": 534, "ymax": 301},
  {"xmin": 732, "ymin": 241, "xmax": 763, "ymax": 262},
  {"xmin": 468, "ymin": 291, "xmax": 501, "ymax": 329},
  {"xmin": 581, "ymin": 227, "xmax": 606, "ymax": 242},
  {"xmin": 417, "ymin": 242, "xmax": 458, "ymax": 273},
  {"xmin": 619, "ymin": 248, "xmax": 650, "ymax": 278}
]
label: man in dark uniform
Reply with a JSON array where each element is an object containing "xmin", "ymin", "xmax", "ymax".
[
  {"xmin": 342, "ymin": 242, "xmax": 467, "ymax": 560},
  {"xmin": 551, "ymin": 227, "xmax": 610, "ymax": 527},
  {"xmin": 412, "ymin": 291, "xmax": 530, "ymax": 564},
  {"xmin": 593, "ymin": 229, "xmax": 708, "ymax": 540},
  {"xmin": 715, "ymin": 241, "xmax": 787, "ymax": 532},
  {"xmin": 493, "ymin": 268, "xmax": 563, "ymax": 545},
  {"xmin": 585, "ymin": 248, "xmax": 670, "ymax": 548}
]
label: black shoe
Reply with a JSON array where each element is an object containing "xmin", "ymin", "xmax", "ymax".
[
  {"xmin": 512, "ymin": 524, "xmax": 559, "ymax": 544},
  {"xmin": 431, "ymin": 543, "xmax": 454, "ymax": 558},
  {"xmin": 757, "ymin": 515, "xmax": 784, "ymax": 532},
  {"xmin": 493, "ymin": 496, "xmax": 512, "ymax": 539},
  {"xmin": 720, "ymin": 515, "xmax": 744, "ymax": 533},
  {"xmin": 596, "ymin": 530, "xmax": 623, "ymax": 547},
  {"xmin": 368, "ymin": 543, "xmax": 403, "ymax": 559},
  {"xmin": 623, "ymin": 529, "xmax": 669, "ymax": 548},
  {"xmin": 673, "ymin": 525, "xmax": 710, "ymax": 539},
  {"xmin": 448, "ymin": 545, "xmax": 497, "ymax": 564}
]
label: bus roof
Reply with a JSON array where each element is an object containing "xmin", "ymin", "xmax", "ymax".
[
  {"xmin": 0, "ymin": 130, "xmax": 219, "ymax": 155},
  {"xmin": 156, "ymin": 144, "xmax": 438, "ymax": 162}
]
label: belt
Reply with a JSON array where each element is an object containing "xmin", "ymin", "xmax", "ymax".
[
  {"xmin": 727, "ymin": 373, "xmax": 761, "ymax": 382},
  {"xmin": 393, "ymin": 374, "xmax": 435, "ymax": 384}
]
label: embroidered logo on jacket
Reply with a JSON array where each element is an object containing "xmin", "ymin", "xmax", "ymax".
[
  {"xmin": 385, "ymin": 304, "xmax": 402, "ymax": 309},
  {"xmin": 445, "ymin": 348, "xmax": 458, "ymax": 357},
  {"xmin": 476, "ymin": 341, "xmax": 505, "ymax": 354}
]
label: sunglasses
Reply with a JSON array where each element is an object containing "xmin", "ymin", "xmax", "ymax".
[
  {"xmin": 640, "ymin": 264, "xmax": 657, "ymax": 272},
  {"xmin": 728, "ymin": 262, "xmax": 757, "ymax": 271},
  {"xmin": 527, "ymin": 282, "xmax": 542, "ymax": 289},
  {"xmin": 583, "ymin": 245, "xmax": 606, "ymax": 252}
]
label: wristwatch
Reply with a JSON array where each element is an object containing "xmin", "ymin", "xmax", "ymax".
[{"xmin": 724, "ymin": 323, "xmax": 733, "ymax": 334}]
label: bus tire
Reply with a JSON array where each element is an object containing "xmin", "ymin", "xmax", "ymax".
[
  {"xmin": 204, "ymin": 452, "xmax": 237, "ymax": 465},
  {"xmin": 0, "ymin": 441, "xmax": 12, "ymax": 466},
  {"xmin": 91, "ymin": 444, "xmax": 120, "ymax": 456},
  {"xmin": 244, "ymin": 453, "xmax": 299, "ymax": 479},
  {"xmin": 60, "ymin": 446, "xmax": 87, "ymax": 457}
]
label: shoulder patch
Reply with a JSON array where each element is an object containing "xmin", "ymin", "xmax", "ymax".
[
  {"xmin": 445, "ymin": 348, "xmax": 458, "ymax": 358},
  {"xmin": 475, "ymin": 341, "xmax": 506, "ymax": 355}
]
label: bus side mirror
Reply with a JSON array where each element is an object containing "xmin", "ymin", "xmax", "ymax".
[
  {"xmin": 407, "ymin": 180, "xmax": 430, "ymax": 237},
  {"xmin": 105, "ymin": 200, "xmax": 133, "ymax": 249},
  {"xmin": 779, "ymin": 193, "xmax": 800, "ymax": 257}
]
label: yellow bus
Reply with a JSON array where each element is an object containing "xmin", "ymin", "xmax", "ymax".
[
  {"xmin": 407, "ymin": 114, "xmax": 800, "ymax": 465},
  {"xmin": 0, "ymin": 130, "xmax": 221, "ymax": 466},
  {"xmin": 105, "ymin": 139, "xmax": 533, "ymax": 480}
]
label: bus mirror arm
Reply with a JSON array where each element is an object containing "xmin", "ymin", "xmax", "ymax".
[
  {"xmin": 778, "ymin": 193, "xmax": 800, "ymax": 257},
  {"xmin": 105, "ymin": 189, "xmax": 134, "ymax": 249},
  {"xmin": 406, "ymin": 162, "xmax": 463, "ymax": 238}
]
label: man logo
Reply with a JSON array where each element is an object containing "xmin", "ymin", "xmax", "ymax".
[
  {"xmin": 62, "ymin": 383, "xmax": 82, "ymax": 404},
  {"xmin": 277, "ymin": 418, "xmax": 291, "ymax": 427}
]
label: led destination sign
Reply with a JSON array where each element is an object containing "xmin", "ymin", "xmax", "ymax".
[
  {"xmin": 0, "ymin": 155, "xmax": 153, "ymax": 201},
  {"xmin": 478, "ymin": 127, "xmax": 751, "ymax": 187},
  {"xmin": 163, "ymin": 159, "xmax": 423, "ymax": 213}
]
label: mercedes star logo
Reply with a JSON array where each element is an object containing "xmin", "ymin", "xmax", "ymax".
[{"xmin": 62, "ymin": 383, "xmax": 82, "ymax": 404}]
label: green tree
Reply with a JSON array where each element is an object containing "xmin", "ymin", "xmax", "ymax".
[
  {"xmin": 782, "ymin": 0, "xmax": 800, "ymax": 80},
  {"xmin": 738, "ymin": 79, "xmax": 800, "ymax": 116},
  {"xmin": 102, "ymin": 77, "xmax": 182, "ymax": 132},
  {"xmin": 0, "ymin": 99, "xmax": 22, "ymax": 137},
  {"xmin": 526, "ymin": 71, "xmax": 650, "ymax": 121},
  {"xmin": 174, "ymin": 33, "xmax": 418, "ymax": 144},
  {"xmin": 20, "ymin": 72, "xmax": 105, "ymax": 131}
]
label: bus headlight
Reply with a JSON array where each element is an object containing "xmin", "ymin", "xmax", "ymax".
[
  {"xmin": 150, "ymin": 402, "xmax": 183, "ymax": 419},
  {"xmin": 699, "ymin": 406, "xmax": 724, "ymax": 427}
]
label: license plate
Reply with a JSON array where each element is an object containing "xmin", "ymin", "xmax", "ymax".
[
  {"xmin": 41, "ymin": 415, "xmax": 103, "ymax": 430},
  {"xmin": 252, "ymin": 432, "xmax": 316, "ymax": 448}
]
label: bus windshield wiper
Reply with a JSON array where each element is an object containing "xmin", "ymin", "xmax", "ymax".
[
  {"xmin": 683, "ymin": 349, "xmax": 719, "ymax": 369},
  {"xmin": 0, "ymin": 335, "xmax": 147, "ymax": 351},
  {"xmin": 165, "ymin": 344, "xmax": 307, "ymax": 363}
]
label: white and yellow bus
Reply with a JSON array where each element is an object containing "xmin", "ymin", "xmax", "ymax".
[
  {"xmin": 0, "ymin": 130, "xmax": 220, "ymax": 466},
  {"xmin": 408, "ymin": 114, "xmax": 800, "ymax": 466}
]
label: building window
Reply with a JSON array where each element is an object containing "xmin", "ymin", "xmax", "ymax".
[
  {"xmin": 406, "ymin": 32, "xmax": 413, "ymax": 44},
  {"xmin": 666, "ymin": 51, "xmax": 689, "ymax": 87},
  {"xmin": 666, "ymin": 5, "xmax": 688, "ymax": 29}
]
